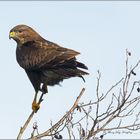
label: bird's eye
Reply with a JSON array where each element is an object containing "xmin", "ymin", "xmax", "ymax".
[{"xmin": 18, "ymin": 30, "xmax": 22, "ymax": 33}]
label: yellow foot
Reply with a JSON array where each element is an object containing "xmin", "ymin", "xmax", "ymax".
[{"xmin": 32, "ymin": 101, "xmax": 40, "ymax": 113}]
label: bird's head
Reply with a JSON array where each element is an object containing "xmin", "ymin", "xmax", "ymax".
[{"xmin": 9, "ymin": 24, "xmax": 41, "ymax": 45}]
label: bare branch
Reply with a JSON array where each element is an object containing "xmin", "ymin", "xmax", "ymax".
[
  {"xmin": 31, "ymin": 88, "xmax": 85, "ymax": 139},
  {"xmin": 17, "ymin": 91, "xmax": 46, "ymax": 140}
]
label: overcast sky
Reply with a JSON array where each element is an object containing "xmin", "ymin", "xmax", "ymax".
[{"xmin": 0, "ymin": 1, "xmax": 140, "ymax": 139}]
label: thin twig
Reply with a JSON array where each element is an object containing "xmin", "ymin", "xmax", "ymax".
[
  {"xmin": 17, "ymin": 111, "xmax": 34, "ymax": 139},
  {"xmin": 30, "ymin": 88, "xmax": 85, "ymax": 139},
  {"xmin": 17, "ymin": 92, "xmax": 46, "ymax": 140}
]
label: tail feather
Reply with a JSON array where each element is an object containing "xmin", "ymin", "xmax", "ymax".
[
  {"xmin": 52, "ymin": 68, "xmax": 89, "ymax": 81},
  {"xmin": 76, "ymin": 61, "xmax": 88, "ymax": 70}
]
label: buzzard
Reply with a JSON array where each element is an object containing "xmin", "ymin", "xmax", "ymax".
[{"xmin": 9, "ymin": 25, "xmax": 89, "ymax": 112}]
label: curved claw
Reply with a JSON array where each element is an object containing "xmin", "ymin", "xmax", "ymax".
[{"xmin": 32, "ymin": 100, "xmax": 40, "ymax": 113}]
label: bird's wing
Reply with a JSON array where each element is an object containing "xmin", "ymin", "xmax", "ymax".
[
  {"xmin": 37, "ymin": 43, "xmax": 80, "ymax": 68},
  {"xmin": 16, "ymin": 40, "xmax": 80, "ymax": 70}
]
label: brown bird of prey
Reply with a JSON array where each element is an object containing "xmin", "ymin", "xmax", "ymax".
[{"xmin": 9, "ymin": 25, "xmax": 88, "ymax": 112}]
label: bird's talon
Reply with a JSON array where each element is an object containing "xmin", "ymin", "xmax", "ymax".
[{"xmin": 32, "ymin": 101, "xmax": 40, "ymax": 113}]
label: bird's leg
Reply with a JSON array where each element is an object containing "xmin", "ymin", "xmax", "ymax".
[
  {"xmin": 38, "ymin": 84, "xmax": 48, "ymax": 105},
  {"xmin": 32, "ymin": 92, "xmax": 40, "ymax": 113},
  {"xmin": 32, "ymin": 85, "xmax": 48, "ymax": 113},
  {"xmin": 38, "ymin": 91, "xmax": 46, "ymax": 105}
]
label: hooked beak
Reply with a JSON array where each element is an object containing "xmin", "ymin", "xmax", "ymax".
[{"xmin": 9, "ymin": 31, "xmax": 16, "ymax": 39}]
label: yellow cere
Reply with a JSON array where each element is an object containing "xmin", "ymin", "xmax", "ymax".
[{"xmin": 9, "ymin": 31, "xmax": 15, "ymax": 37}]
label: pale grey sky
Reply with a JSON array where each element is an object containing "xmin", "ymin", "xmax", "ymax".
[{"xmin": 0, "ymin": 1, "xmax": 140, "ymax": 139}]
